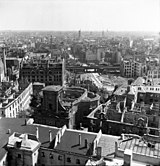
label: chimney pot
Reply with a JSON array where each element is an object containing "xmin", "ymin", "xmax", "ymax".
[
  {"xmin": 97, "ymin": 147, "xmax": 102, "ymax": 159},
  {"xmin": 49, "ymin": 130, "xmax": 52, "ymax": 143},
  {"xmin": 25, "ymin": 119, "xmax": 27, "ymax": 125},
  {"xmin": 36, "ymin": 127, "xmax": 39, "ymax": 139},
  {"xmin": 121, "ymin": 133, "xmax": 124, "ymax": 140},
  {"xmin": 124, "ymin": 149, "xmax": 132, "ymax": 166},
  {"xmin": 7, "ymin": 129, "xmax": 11, "ymax": 134},
  {"xmin": 24, "ymin": 134, "xmax": 28, "ymax": 140},
  {"xmin": 85, "ymin": 139, "xmax": 88, "ymax": 148},
  {"xmin": 79, "ymin": 134, "xmax": 81, "ymax": 145}
]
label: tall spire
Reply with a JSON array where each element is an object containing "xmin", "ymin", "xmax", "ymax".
[
  {"xmin": 0, "ymin": 57, "xmax": 4, "ymax": 82},
  {"xmin": 1, "ymin": 46, "xmax": 7, "ymax": 76},
  {"xmin": 78, "ymin": 30, "xmax": 81, "ymax": 40}
]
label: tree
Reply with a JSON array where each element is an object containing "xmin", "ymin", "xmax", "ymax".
[
  {"xmin": 17, "ymin": 108, "xmax": 34, "ymax": 118},
  {"xmin": 29, "ymin": 94, "xmax": 39, "ymax": 108}
]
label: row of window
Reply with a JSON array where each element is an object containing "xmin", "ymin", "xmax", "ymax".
[
  {"xmin": 41, "ymin": 152, "xmax": 81, "ymax": 164},
  {"xmin": 29, "ymin": 77, "xmax": 62, "ymax": 82},
  {"xmin": 22, "ymin": 71, "xmax": 62, "ymax": 75},
  {"xmin": 148, "ymin": 75, "xmax": 159, "ymax": 78},
  {"xmin": 28, "ymin": 75, "xmax": 61, "ymax": 79},
  {"xmin": 5, "ymin": 85, "xmax": 32, "ymax": 117},
  {"xmin": 138, "ymin": 87, "xmax": 160, "ymax": 91},
  {"xmin": 148, "ymin": 71, "xmax": 159, "ymax": 74},
  {"xmin": 140, "ymin": 93, "xmax": 160, "ymax": 98},
  {"xmin": 139, "ymin": 98, "xmax": 158, "ymax": 103}
]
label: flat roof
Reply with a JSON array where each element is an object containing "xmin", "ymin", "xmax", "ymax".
[
  {"xmin": 0, "ymin": 118, "xmax": 59, "ymax": 160},
  {"xmin": 55, "ymin": 129, "xmax": 96, "ymax": 155},
  {"xmin": 42, "ymin": 85, "xmax": 62, "ymax": 92},
  {"xmin": 98, "ymin": 134, "xmax": 119, "ymax": 157},
  {"xmin": 119, "ymin": 137, "xmax": 160, "ymax": 158},
  {"xmin": 0, "ymin": 118, "xmax": 120, "ymax": 161},
  {"xmin": 33, "ymin": 82, "xmax": 45, "ymax": 86}
]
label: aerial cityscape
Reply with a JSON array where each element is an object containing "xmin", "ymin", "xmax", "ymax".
[{"xmin": 0, "ymin": 0, "xmax": 160, "ymax": 166}]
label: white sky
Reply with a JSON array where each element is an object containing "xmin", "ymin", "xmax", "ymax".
[{"xmin": 0, "ymin": 0, "xmax": 159, "ymax": 31}]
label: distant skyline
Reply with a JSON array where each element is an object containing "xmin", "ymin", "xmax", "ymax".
[{"xmin": 0, "ymin": 0, "xmax": 160, "ymax": 32}]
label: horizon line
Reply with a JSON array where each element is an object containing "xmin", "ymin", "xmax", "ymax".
[{"xmin": 0, "ymin": 29, "xmax": 159, "ymax": 33}]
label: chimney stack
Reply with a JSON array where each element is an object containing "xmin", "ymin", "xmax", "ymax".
[
  {"xmin": 7, "ymin": 129, "xmax": 11, "ymax": 134},
  {"xmin": 124, "ymin": 149, "xmax": 132, "ymax": 166},
  {"xmin": 23, "ymin": 133, "xmax": 28, "ymax": 140},
  {"xmin": 85, "ymin": 139, "xmax": 88, "ymax": 148},
  {"xmin": 2, "ymin": 47, "xmax": 7, "ymax": 76},
  {"xmin": 36, "ymin": 127, "xmax": 39, "ymax": 139},
  {"xmin": 121, "ymin": 133, "xmax": 125, "ymax": 140},
  {"xmin": 97, "ymin": 147, "xmax": 102, "ymax": 159},
  {"xmin": 25, "ymin": 119, "xmax": 27, "ymax": 126},
  {"xmin": 115, "ymin": 141, "xmax": 118, "ymax": 155},
  {"xmin": 79, "ymin": 134, "xmax": 81, "ymax": 145},
  {"xmin": 57, "ymin": 134, "xmax": 60, "ymax": 144},
  {"xmin": 49, "ymin": 130, "xmax": 52, "ymax": 142}
]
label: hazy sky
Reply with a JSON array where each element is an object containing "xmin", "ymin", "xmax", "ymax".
[{"xmin": 0, "ymin": 0, "xmax": 159, "ymax": 31}]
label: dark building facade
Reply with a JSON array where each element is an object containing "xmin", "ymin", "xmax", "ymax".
[
  {"xmin": 34, "ymin": 86, "xmax": 88, "ymax": 129},
  {"xmin": 33, "ymin": 85, "xmax": 100, "ymax": 129},
  {"xmin": 20, "ymin": 58, "xmax": 65, "ymax": 86},
  {"xmin": 34, "ymin": 85, "xmax": 71, "ymax": 128}
]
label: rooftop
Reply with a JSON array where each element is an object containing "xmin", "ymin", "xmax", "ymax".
[
  {"xmin": 33, "ymin": 82, "xmax": 45, "ymax": 86},
  {"xmin": 98, "ymin": 134, "xmax": 119, "ymax": 157},
  {"xmin": 55, "ymin": 129, "xmax": 96, "ymax": 155},
  {"xmin": 131, "ymin": 77, "xmax": 145, "ymax": 86},
  {"xmin": 0, "ymin": 118, "xmax": 59, "ymax": 160},
  {"xmin": 118, "ymin": 135, "xmax": 160, "ymax": 158},
  {"xmin": 7, "ymin": 132, "xmax": 40, "ymax": 151},
  {"xmin": 0, "ymin": 117, "xmax": 119, "ymax": 161},
  {"xmin": 42, "ymin": 85, "xmax": 62, "ymax": 92},
  {"xmin": 114, "ymin": 85, "xmax": 127, "ymax": 96}
]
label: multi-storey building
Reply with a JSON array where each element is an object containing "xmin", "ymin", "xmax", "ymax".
[
  {"xmin": 136, "ymin": 85, "xmax": 160, "ymax": 105},
  {"xmin": 6, "ymin": 132, "xmax": 41, "ymax": 166},
  {"xmin": 0, "ymin": 47, "xmax": 7, "ymax": 77},
  {"xmin": 34, "ymin": 85, "xmax": 100, "ymax": 129},
  {"xmin": 20, "ymin": 55, "xmax": 65, "ymax": 86},
  {"xmin": 1, "ymin": 118, "xmax": 118, "ymax": 166},
  {"xmin": 1, "ymin": 118, "xmax": 160, "ymax": 166},
  {"xmin": 34, "ymin": 86, "xmax": 87, "ymax": 129},
  {"xmin": 0, "ymin": 81, "xmax": 33, "ymax": 118},
  {"xmin": 87, "ymin": 77, "xmax": 160, "ymax": 136},
  {"xmin": 0, "ymin": 57, "xmax": 5, "ymax": 82},
  {"xmin": 147, "ymin": 66, "xmax": 160, "ymax": 79},
  {"xmin": 6, "ymin": 57, "xmax": 22, "ymax": 81},
  {"xmin": 121, "ymin": 59, "xmax": 146, "ymax": 78}
]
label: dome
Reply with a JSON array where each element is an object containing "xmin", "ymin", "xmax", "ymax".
[{"xmin": 0, "ymin": 58, "xmax": 4, "ymax": 74}]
